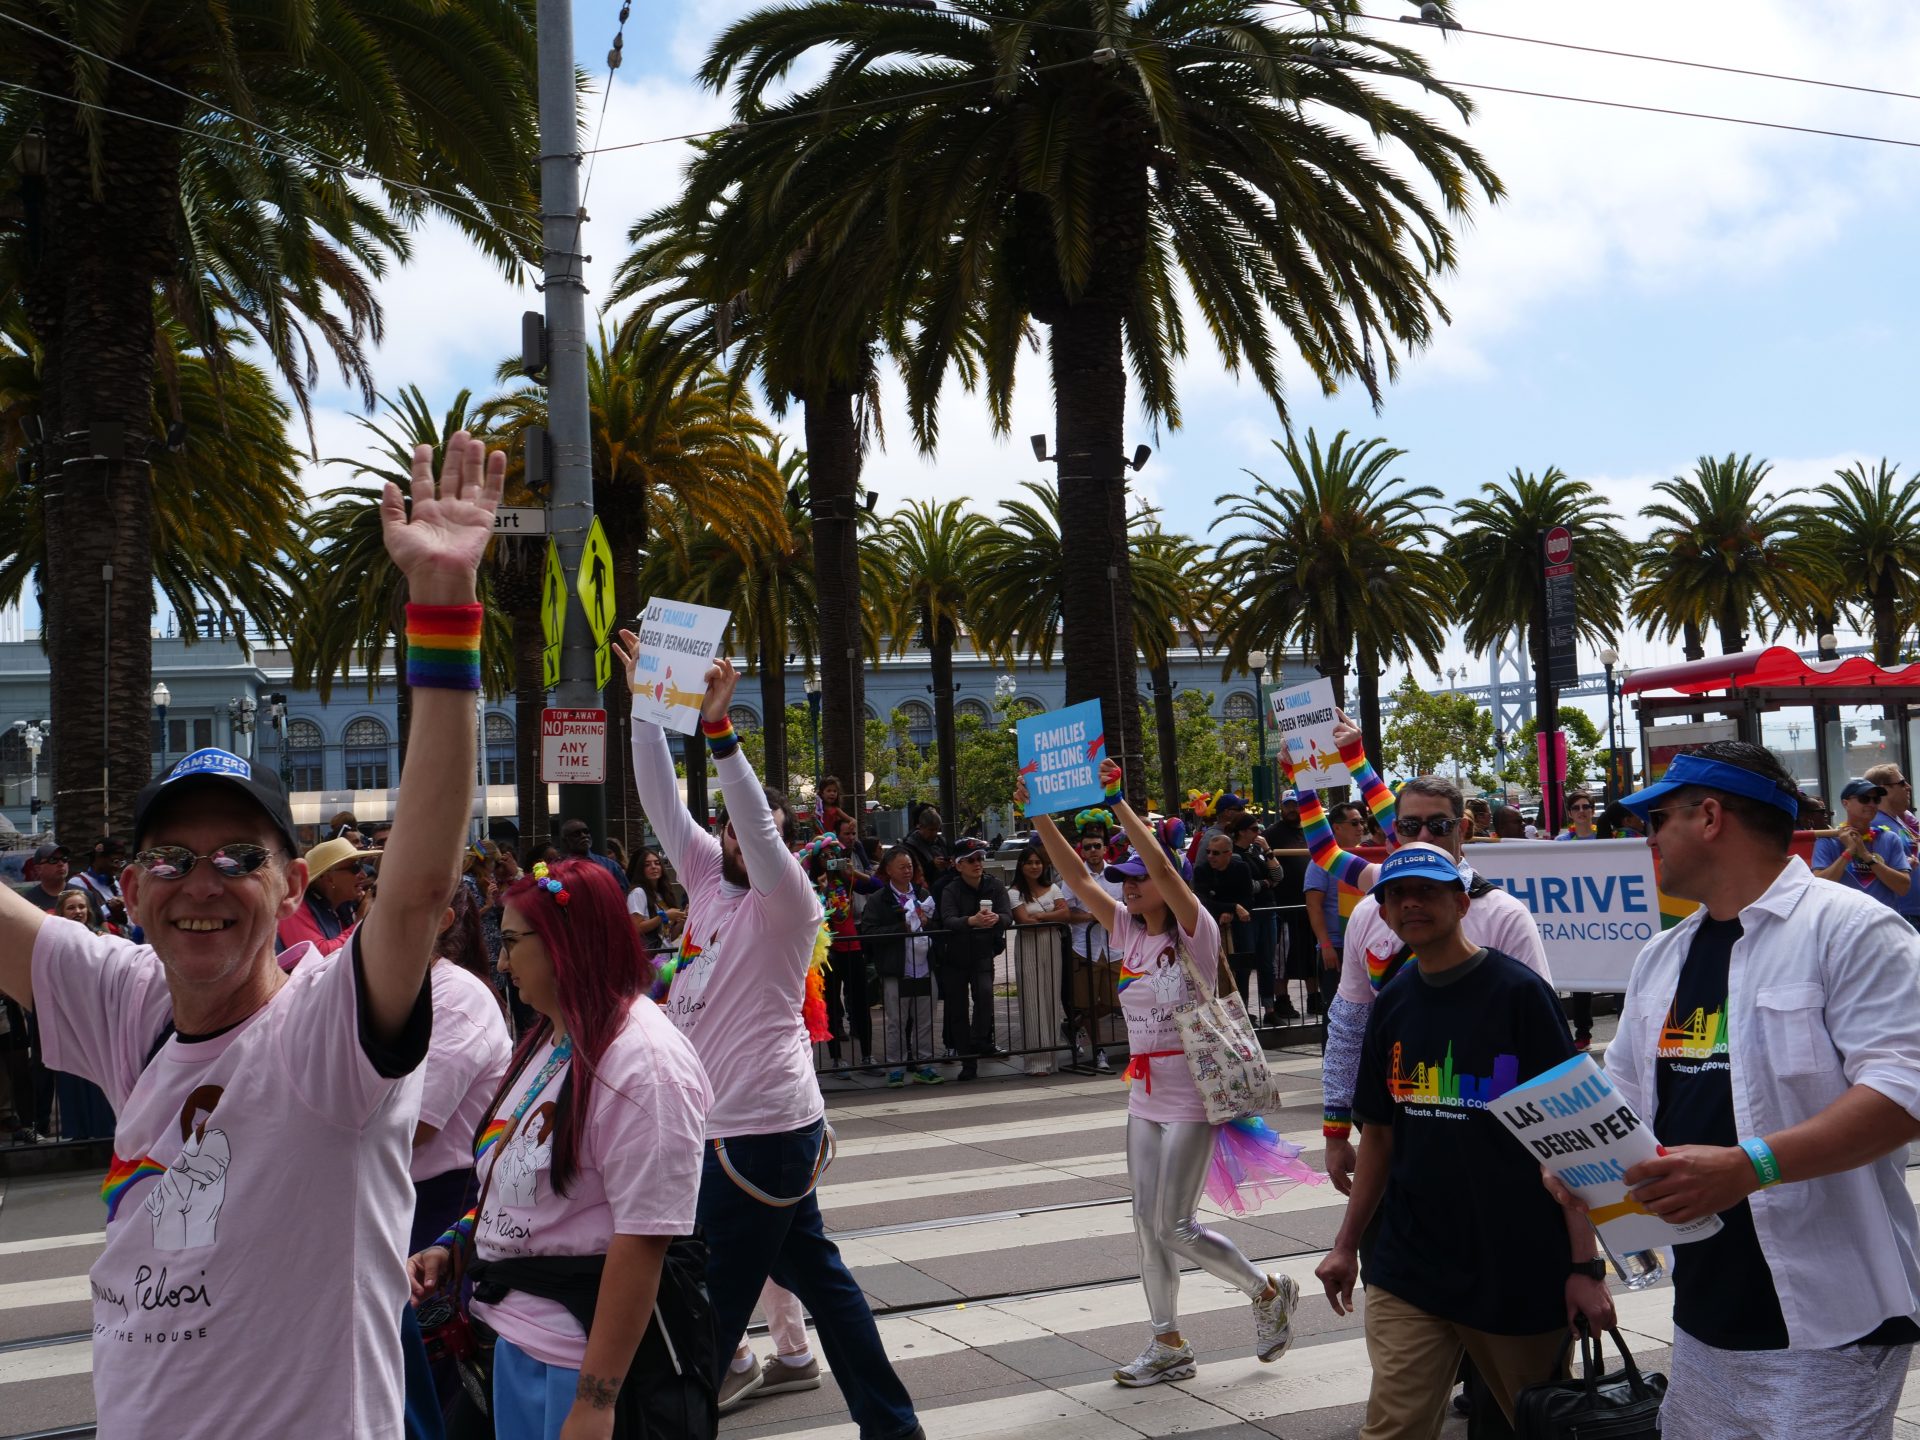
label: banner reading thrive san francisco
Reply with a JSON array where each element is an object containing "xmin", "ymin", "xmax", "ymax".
[{"xmin": 1465, "ymin": 839, "xmax": 1696, "ymax": 991}]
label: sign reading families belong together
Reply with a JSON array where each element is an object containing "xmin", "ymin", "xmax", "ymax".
[{"xmin": 1017, "ymin": 700, "xmax": 1109, "ymax": 813}]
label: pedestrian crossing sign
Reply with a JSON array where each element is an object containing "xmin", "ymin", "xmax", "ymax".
[{"xmin": 540, "ymin": 537, "xmax": 564, "ymax": 690}]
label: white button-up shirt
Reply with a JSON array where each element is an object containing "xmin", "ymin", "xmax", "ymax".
[{"xmin": 1605, "ymin": 856, "xmax": 1920, "ymax": 1350}]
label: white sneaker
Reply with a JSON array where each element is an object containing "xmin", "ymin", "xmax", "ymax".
[
  {"xmin": 1253, "ymin": 1272, "xmax": 1300, "ymax": 1363},
  {"xmin": 1095, "ymin": 1049, "xmax": 1113, "ymax": 1073},
  {"xmin": 1113, "ymin": 1336, "xmax": 1196, "ymax": 1387}
]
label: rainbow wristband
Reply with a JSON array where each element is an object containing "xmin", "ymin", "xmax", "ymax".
[
  {"xmin": 1740, "ymin": 1136, "xmax": 1782, "ymax": 1188},
  {"xmin": 1104, "ymin": 772, "xmax": 1124, "ymax": 803},
  {"xmin": 405, "ymin": 603, "xmax": 483, "ymax": 691},
  {"xmin": 1323, "ymin": 1109, "xmax": 1352, "ymax": 1139},
  {"xmin": 433, "ymin": 1207, "xmax": 478, "ymax": 1254},
  {"xmin": 702, "ymin": 715, "xmax": 739, "ymax": 759}
]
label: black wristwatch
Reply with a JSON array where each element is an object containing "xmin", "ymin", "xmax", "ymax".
[{"xmin": 1569, "ymin": 1259, "xmax": 1606, "ymax": 1282}]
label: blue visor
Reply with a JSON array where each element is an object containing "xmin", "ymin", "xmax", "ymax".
[
  {"xmin": 1619, "ymin": 751, "xmax": 1800, "ymax": 820},
  {"xmin": 1374, "ymin": 845, "xmax": 1465, "ymax": 892}
]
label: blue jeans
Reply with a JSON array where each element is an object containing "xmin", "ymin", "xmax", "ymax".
[
  {"xmin": 400, "ymin": 1304, "xmax": 447, "ymax": 1440},
  {"xmin": 491, "ymin": 1337, "xmax": 579, "ymax": 1440},
  {"xmin": 699, "ymin": 1120, "xmax": 919, "ymax": 1439}
]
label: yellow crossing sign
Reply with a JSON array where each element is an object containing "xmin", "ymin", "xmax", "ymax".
[
  {"xmin": 540, "ymin": 537, "xmax": 565, "ymax": 690},
  {"xmin": 576, "ymin": 517, "xmax": 617, "ymax": 689}
]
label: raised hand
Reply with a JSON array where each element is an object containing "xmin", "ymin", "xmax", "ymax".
[
  {"xmin": 700, "ymin": 657, "xmax": 741, "ymax": 728},
  {"xmin": 378, "ymin": 431, "xmax": 506, "ymax": 606},
  {"xmin": 1331, "ymin": 709, "xmax": 1362, "ymax": 752},
  {"xmin": 613, "ymin": 629, "xmax": 640, "ymax": 694},
  {"xmin": 1099, "ymin": 757, "xmax": 1123, "ymax": 790}
]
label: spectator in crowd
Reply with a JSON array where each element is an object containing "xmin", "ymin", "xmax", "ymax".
[
  {"xmin": 1010, "ymin": 846, "xmax": 1070, "ymax": 1077},
  {"xmin": 1206, "ymin": 791, "xmax": 1248, "ymax": 847},
  {"xmin": 1317, "ymin": 845, "xmax": 1610, "ymax": 1435},
  {"xmin": 1465, "ymin": 797, "xmax": 1494, "ymax": 840},
  {"xmin": 1585, "ymin": 743, "xmax": 1920, "ymax": 1438},
  {"xmin": 799, "ymin": 830, "xmax": 876, "ymax": 1074},
  {"xmin": 12, "ymin": 843, "xmax": 70, "ymax": 912},
  {"xmin": 833, "ymin": 813, "xmax": 872, "ymax": 875},
  {"xmin": 0, "ymin": 988, "xmax": 32, "ymax": 1142},
  {"xmin": 0, "ymin": 430, "xmax": 502, "ymax": 1434},
  {"xmin": 936, "ymin": 837, "xmax": 1012, "ymax": 1081},
  {"xmin": 1600, "ymin": 800, "xmax": 1644, "ymax": 838},
  {"xmin": 904, "ymin": 805, "xmax": 950, "ymax": 897},
  {"xmin": 860, "ymin": 846, "xmax": 942, "ymax": 1087},
  {"xmin": 1796, "ymin": 790, "xmax": 1833, "ymax": 832},
  {"xmin": 558, "ymin": 817, "xmax": 630, "ymax": 893},
  {"xmin": 1812, "ymin": 777, "xmax": 1911, "ymax": 910},
  {"xmin": 1303, "ymin": 804, "xmax": 1363, "ymax": 1001},
  {"xmin": 602, "ymin": 835, "xmax": 629, "ymax": 875},
  {"xmin": 55, "ymin": 887, "xmax": 96, "ymax": 930},
  {"xmin": 46, "ymin": 889, "xmax": 115, "ymax": 1142},
  {"xmin": 1193, "ymin": 832, "xmax": 1256, "ymax": 970},
  {"xmin": 522, "ymin": 839, "xmax": 561, "ymax": 873},
  {"xmin": 1489, "ymin": 804, "xmax": 1528, "ymax": 839},
  {"xmin": 367, "ymin": 821, "xmax": 394, "ymax": 849},
  {"xmin": 277, "ymin": 835, "xmax": 378, "ymax": 957},
  {"xmin": 328, "ymin": 808, "xmax": 359, "ymax": 839},
  {"xmin": 1556, "ymin": 792, "xmax": 1600, "ymax": 839},
  {"xmin": 1231, "ymin": 813, "xmax": 1290, "ymax": 1023},
  {"xmin": 1864, "ymin": 762, "xmax": 1920, "ymax": 933},
  {"xmin": 72, "ymin": 836, "xmax": 132, "ymax": 935},
  {"xmin": 816, "ymin": 775, "xmax": 847, "ymax": 832},
  {"xmin": 1263, "ymin": 795, "xmax": 1318, "ymax": 1011},
  {"xmin": 627, "ymin": 847, "xmax": 685, "ymax": 956},
  {"xmin": 1063, "ymin": 831, "xmax": 1119, "ymax": 1073}
]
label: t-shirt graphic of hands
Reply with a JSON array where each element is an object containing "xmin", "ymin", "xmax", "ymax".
[
  {"xmin": 147, "ymin": 1125, "xmax": 231, "ymax": 1252},
  {"xmin": 494, "ymin": 1103, "xmax": 556, "ymax": 1210}
]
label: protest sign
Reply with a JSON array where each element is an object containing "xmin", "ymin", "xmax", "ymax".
[
  {"xmin": 1491, "ymin": 1053, "xmax": 1720, "ymax": 1253},
  {"xmin": 1017, "ymin": 701, "xmax": 1108, "ymax": 813},
  {"xmin": 1269, "ymin": 677, "xmax": 1347, "ymax": 789},
  {"xmin": 630, "ymin": 598, "xmax": 730, "ymax": 734},
  {"xmin": 1466, "ymin": 839, "xmax": 1696, "ymax": 991}
]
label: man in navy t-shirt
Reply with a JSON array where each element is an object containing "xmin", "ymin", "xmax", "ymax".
[
  {"xmin": 1811, "ymin": 777, "xmax": 1911, "ymax": 911},
  {"xmin": 1316, "ymin": 843, "xmax": 1615, "ymax": 1437}
]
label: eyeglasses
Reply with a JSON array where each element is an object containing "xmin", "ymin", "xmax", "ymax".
[
  {"xmin": 1570, "ymin": 802, "xmax": 1595, "ymax": 813},
  {"xmin": 1647, "ymin": 800, "xmax": 1708, "ymax": 834},
  {"xmin": 132, "ymin": 843, "xmax": 274, "ymax": 881},
  {"xmin": 1393, "ymin": 815, "xmax": 1458, "ymax": 839}
]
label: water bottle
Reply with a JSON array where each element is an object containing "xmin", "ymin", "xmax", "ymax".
[{"xmin": 1599, "ymin": 1236, "xmax": 1667, "ymax": 1290}]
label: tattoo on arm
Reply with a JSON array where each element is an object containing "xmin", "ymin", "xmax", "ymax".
[{"xmin": 575, "ymin": 1372, "xmax": 621, "ymax": 1409}]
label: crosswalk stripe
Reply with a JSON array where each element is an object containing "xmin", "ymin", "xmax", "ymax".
[
  {"xmin": 0, "ymin": 1341, "xmax": 92, "ymax": 1387},
  {"xmin": 0, "ymin": 1231, "xmax": 100, "ymax": 1258},
  {"xmin": 0, "ymin": 1275, "xmax": 89, "ymax": 1311}
]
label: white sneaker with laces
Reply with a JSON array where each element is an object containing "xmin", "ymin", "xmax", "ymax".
[
  {"xmin": 1113, "ymin": 1336, "xmax": 1196, "ymax": 1387},
  {"xmin": 1095, "ymin": 1048, "xmax": 1113, "ymax": 1073},
  {"xmin": 1253, "ymin": 1272, "xmax": 1300, "ymax": 1363}
]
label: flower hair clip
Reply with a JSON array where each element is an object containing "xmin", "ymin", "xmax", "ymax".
[{"xmin": 531, "ymin": 861, "xmax": 571, "ymax": 907}]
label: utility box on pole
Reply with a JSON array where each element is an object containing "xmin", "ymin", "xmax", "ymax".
[{"xmin": 536, "ymin": 0, "xmax": 607, "ymax": 844}]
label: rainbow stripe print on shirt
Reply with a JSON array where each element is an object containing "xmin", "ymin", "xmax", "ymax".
[
  {"xmin": 1385, "ymin": 1040, "xmax": 1520, "ymax": 1109},
  {"xmin": 101, "ymin": 1154, "xmax": 165, "ymax": 1223},
  {"xmin": 1116, "ymin": 960, "xmax": 1145, "ymax": 994},
  {"xmin": 1658, "ymin": 1001, "xmax": 1728, "ymax": 1061},
  {"xmin": 475, "ymin": 1118, "xmax": 511, "ymax": 1162}
]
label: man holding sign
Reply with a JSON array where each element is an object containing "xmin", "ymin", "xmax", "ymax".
[
  {"xmin": 1316, "ymin": 844, "xmax": 1613, "ymax": 1437},
  {"xmin": 1582, "ymin": 743, "xmax": 1920, "ymax": 1439}
]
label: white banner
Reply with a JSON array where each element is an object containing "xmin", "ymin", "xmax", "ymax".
[{"xmin": 1465, "ymin": 839, "xmax": 1693, "ymax": 992}]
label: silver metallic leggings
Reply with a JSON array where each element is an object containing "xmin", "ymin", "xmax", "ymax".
[{"xmin": 1126, "ymin": 1113, "xmax": 1268, "ymax": 1332}]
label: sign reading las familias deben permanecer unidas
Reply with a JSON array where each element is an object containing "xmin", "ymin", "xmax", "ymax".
[
  {"xmin": 1268, "ymin": 677, "xmax": 1347, "ymax": 790},
  {"xmin": 1017, "ymin": 700, "xmax": 1108, "ymax": 813},
  {"xmin": 630, "ymin": 598, "xmax": 730, "ymax": 734}
]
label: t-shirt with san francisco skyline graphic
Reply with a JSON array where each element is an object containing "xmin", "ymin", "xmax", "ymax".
[{"xmin": 1354, "ymin": 947, "xmax": 1575, "ymax": 1334}]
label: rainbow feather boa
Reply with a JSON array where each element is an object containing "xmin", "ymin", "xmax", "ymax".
[{"xmin": 652, "ymin": 903, "xmax": 833, "ymax": 1044}]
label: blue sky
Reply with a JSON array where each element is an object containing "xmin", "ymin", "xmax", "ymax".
[{"xmin": 292, "ymin": 0, "xmax": 1920, "ymax": 703}]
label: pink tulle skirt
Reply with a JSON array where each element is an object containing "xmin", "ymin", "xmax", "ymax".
[{"xmin": 1204, "ymin": 1116, "xmax": 1323, "ymax": 1215}]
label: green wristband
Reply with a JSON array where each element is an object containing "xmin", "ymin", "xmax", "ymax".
[{"xmin": 1740, "ymin": 1136, "xmax": 1782, "ymax": 1188}]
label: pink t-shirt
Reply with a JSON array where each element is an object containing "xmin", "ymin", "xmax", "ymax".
[
  {"xmin": 471, "ymin": 995, "xmax": 712, "ymax": 1369},
  {"xmin": 31, "ymin": 919, "xmax": 423, "ymax": 1438},
  {"xmin": 412, "ymin": 963, "xmax": 512, "ymax": 1182},
  {"xmin": 1114, "ymin": 906, "xmax": 1222, "ymax": 1124},
  {"xmin": 1336, "ymin": 882, "xmax": 1553, "ymax": 1006},
  {"xmin": 633, "ymin": 723, "xmax": 825, "ymax": 1138}
]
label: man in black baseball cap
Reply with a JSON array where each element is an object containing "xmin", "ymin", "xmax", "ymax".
[
  {"xmin": 13, "ymin": 843, "xmax": 69, "ymax": 913},
  {"xmin": 0, "ymin": 431, "xmax": 506, "ymax": 1434},
  {"xmin": 934, "ymin": 836, "xmax": 1012, "ymax": 1078}
]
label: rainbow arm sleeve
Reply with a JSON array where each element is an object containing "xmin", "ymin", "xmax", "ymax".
[
  {"xmin": 433, "ymin": 1207, "xmax": 477, "ymax": 1255},
  {"xmin": 1340, "ymin": 736, "xmax": 1399, "ymax": 851},
  {"xmin": 1298, "ymin": 788, "xmax": 1374, "ymax": 891}
]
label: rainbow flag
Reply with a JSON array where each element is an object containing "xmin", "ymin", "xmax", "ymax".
[
  {"xmin": 475, "ymin": 1118, "xmax": 510, "ymax": 1161},
  {"xmin": 101, "ymin": 1154, "xmax": 165, "ymax": 1223}
]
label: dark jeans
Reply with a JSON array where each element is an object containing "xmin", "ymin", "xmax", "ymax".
[
  {"xmin": 53, "ymin": 1072, "xmax": 113, "ymax": 1140},
  {"xmin": 1565, "ymin": 991, "xmax": 1594, "ymax": 1044},
  {"xmin": 400, "ymin": 1303, "xmax": 447, "ymax": 1440},
  {"xmin": 699, "ymin": 1120, "xmax": 919, "ymax": 1439},
  {"xmin": 826, "ymin": 945, "xmax": 873, "ymax": 1061},
  {"xmin": 1319, "ymin": 947, "xmax": 1344, "ymax": 1008},
  {"xmin": 936, "ymin": 958, "xmax": 994, "ymax": 1055}
]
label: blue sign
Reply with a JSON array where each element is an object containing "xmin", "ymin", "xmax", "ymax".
[{"xmin": 1017, "ymin": 701, "xmax": 1108, "ymax": 813}]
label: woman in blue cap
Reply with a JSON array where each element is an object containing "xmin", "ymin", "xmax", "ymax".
[{"xmin": 1015, "ymin": 758, "xmax": 1316, "ymax": 1388}]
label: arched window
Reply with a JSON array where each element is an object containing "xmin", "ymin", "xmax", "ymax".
[
  {"xmin": 727, "ymin": 704, "xmax": 760, "ymax": 733},
  {"xmin": 343, "ymin": 717, "xmax": 391, "ymax": 790},
  {"xmin": 898, "ymin": 699, "xmax": 935, "ymax": 747},
  {"xmin": 485, "ymin": 713, "xmax": 515, "ymax": 787},
  {"xmin": 1222, "ymin": 691, "xmax": 1257, "ymax": 721},
  {"xmin": 861, "ymin": 703, "xmax": 880, "ymax": 724},
  {"xmin": 286, "ymin": 719, "xmax": 324, "ymax": 792},
  {"xmin": 956, "ymin": 698, "xmax": 991, "ymax": 723}
]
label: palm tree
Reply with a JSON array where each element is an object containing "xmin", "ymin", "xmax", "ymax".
[
  {"xmin": 482, "ymin": 331, "xmax": 777, "ymax": 840},
  {"xmin": 1448, "ymin": 468, "xmax": 1631, "ymax": 812},
  {"xmin": 973, "ymin": 482, "xmax": 1209, "ymax": 808},
  {"xmin": 693, "ymin": 0, "xmax": 1502, "ymax": 808},
  {"xmin": 876, "ymin": 500, "xmax": 993, "ymax": 829},
  {"xmin": 1212, "ymin": 431, "xmax": 1458, "ymax": 763},
  {"xmin": 1812, "ymin": 461, "xmax": 1920, "ymax": 665},
  {"xmin": 290, "ymin": 389, "xmax": 514, "ymax": 771},
  {"xmin": 0, "ymin": 315, "xmax": 309, "ymax": 660},
  {"xmin": 1628, "ymin": 455, "xmax": 1834, "ymax": 657},
  {"xmin": 0, "ymin": 0, "xmax": 537, "ymax": 838}
]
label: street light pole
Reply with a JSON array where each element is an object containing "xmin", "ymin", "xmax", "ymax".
[
  {"xmin": 152, "ymin": 683, "xmax": 170, "ymax": 775},
  {"xmin": 805, "ymin": 675, "xmax": 822, "ymax": 816},
  {"xmin": 17, "ymin": 720, "xmax": 45, "ymax": 832},
  {"xmin": 537, "ymin": 0, "xmax": 606, "ymax": 842},
  {"xmin": 1249, "ymin": 649, "xmax": 1268, "ymax": 805},
  {"xmin": 1599, "ymin": 647, "xmax": 1620, "ymax": 805}
]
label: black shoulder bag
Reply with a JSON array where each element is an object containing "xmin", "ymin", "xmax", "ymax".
[{"xmin": 1513, "ymin": 1318, "xmax": 1667, "ymax": 1439}]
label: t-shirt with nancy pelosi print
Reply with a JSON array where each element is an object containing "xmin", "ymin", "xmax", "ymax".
[
  {"xmin": 1114, "ymin": 906, "xmax": 1221, "ymax": 1124},
  {"xmin": 28, "ymin": 917, "xmax": 430, "ymax": 1440},
  {"xmin": 470, "ymin": 995, "xmax": 712, "ymax": 1370}
]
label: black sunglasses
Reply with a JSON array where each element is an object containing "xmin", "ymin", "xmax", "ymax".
[
  {"xmin": 1570, "ymin": 802, "xmax": 1595, "ymax": 812},
  {"xmin": 132, "ymin": 843, "xmax": 274, "ymax": 881},
  {"xmin": 1394, "ymin": 815, "xmax": 1458, "ymax": 839}
]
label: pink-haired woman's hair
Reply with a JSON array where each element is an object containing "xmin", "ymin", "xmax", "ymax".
[{"xmin": 493, "ymin": 858, "xmax": 653, "ymax": 1194}]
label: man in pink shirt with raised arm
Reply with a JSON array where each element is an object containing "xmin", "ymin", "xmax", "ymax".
[
  {"xmin": 0, "ymin": 434, "xmax": 504, "ymax": 1439},
  {"xmin": 615, "ymin": 634, "xmax": 925, "ymax": 1440}
]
